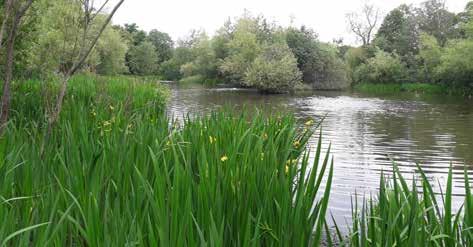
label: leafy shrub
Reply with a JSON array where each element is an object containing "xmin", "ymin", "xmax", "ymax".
[
  {"xmin": 436, "ymin": 39, "xmax": 473, "ymax": 90},
  {"xmin": 244, "ymin": 43, "xmax": 302, "ymax": 93},
  {"xmin": 127, "ymin": 41, "xmax": 159, "ymax": 75},
  {"xmin": 353, "ymin": 50, "xmax": 408, "ymax": 84}
]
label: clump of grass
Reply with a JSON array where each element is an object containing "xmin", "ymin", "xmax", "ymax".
[
  {"xmin": 0, "ymin": 75, "xmax": 334, "ymax": 245},
  {"xmin": 354, "ymin": 83, "xmax": 403, "ymax": 94},
  {"xmin": 338, "ymin": 164, "xmax": 473, "ymax": 246}
]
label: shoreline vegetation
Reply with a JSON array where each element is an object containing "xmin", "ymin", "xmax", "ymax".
[
  {"xmin": 0, "ymin": 75, "xmax": 472, "ymax": 245},
  {"xmin": 1, "ymin": 0, "xmax": 473, "ymax": 245},
  {"xmin": 6, "ymin": 1, "xmax": 473, "ymax": 97},
  {"xmin": 353, "ymin": 82, "xmax": 473, "ymax": 96},
  {"xmin": 1, "ymin": 75, "xmax": 334, "ymax": 245}
]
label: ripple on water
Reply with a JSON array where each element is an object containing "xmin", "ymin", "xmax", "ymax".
[{"xmin": 167, "ymin": 87, "xmax": 473, "ymax": 224}]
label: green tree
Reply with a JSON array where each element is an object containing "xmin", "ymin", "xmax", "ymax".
[
  {"xmin": 95, "ymin": 24, "xmax": 128, "ymax": 75},
  {"xmin": 436, "ymin": 39, "xmax": 473, "ymax": 90},
  {"xmin": 147, "ymin": 29, "xmax": 173, "ymax": 64},
  {"xmin": 354, "ymin": 49, "xmax": 407, "ymax": 84},
  {"xmin": 418, "ymin": 33, "xmax": 442, "ymax": 83},
  {"xmin": 128, "ymin": 41, "xmax": 159, "ymax": 75},
  {"xmin": 458, "ymin": 2, "xmax": 473, "ymax": 38},
  {"xmin": 283, "ymin": 26, "xmax": 349, "ymax": 89},
  {"xmin": 219, "ymin": 12, "xmax": 275, "ymax": 84},
  {"xmin": 375, "ymin": 5, "xmax": 418, "ymax": 57},
  {"xmin": 160, "ymin": 46, "xmax": 193, "ymax": 80},
  {"xmin": 345, "ymin": 47, "xmax": 370, "ymax": 72},
  {"xmin": 180, "ymin": 35, "xmax": 218, "ymax": 84},
  {"xmin": 245, "ymin": 43, "xmax": 301, "ymax": 93},
  {"xmin": 123, "ymin": 23, "xmax": 147, "ymax": 45},
  {"xmin": 285, "ymin": 26, "xmax": 321, "ymax": 83},
  {"xmin": 27, "ymin": 0, "xmax": 84, "ymax": 76},
  {"xmin": 375, "ymin": 5, "xmax": 421, "ymax": 81},
  {"xmin": 212, "ymin": 18, "xmax": 233, "ymax": 60},
  {"xmin": 312, "ymin": 43, "xmax": 350, "ymax": 90},
  {"xmin": 416, "ymin": 0, "xmax": 459, "ymax": 46}
]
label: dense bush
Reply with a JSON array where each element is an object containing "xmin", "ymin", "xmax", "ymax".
[
  {"xmin": 96, "ymin": 25, "xmax": 129, "ymax": 75},
  {"xmin": 418, "ymin": 33, "xmax": 442, "ymax": 83},
  {"xmin": 354, "ymin": 50, "xmax": 408, "ymax": 84},
  {"xmin": 436, "ymin": 39, "xmax": 473, "ymax": 90},
  {"xmin": 179, "ymin": 36, "xmax": 219, "ymax": 83},
  {"xmin": 245, "ymin": 43, "xmax": 302, "ymax": 93},
  {"xmin": 127, "ymin": 41, "xmax": 159, "ymax": 75}
]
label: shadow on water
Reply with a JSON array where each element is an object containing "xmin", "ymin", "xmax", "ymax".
[{"xmin": 167, "ymin": 85, "xmax": 473, "ymax": 225}]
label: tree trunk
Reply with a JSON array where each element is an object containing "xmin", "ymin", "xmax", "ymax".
[
  {"xmin": 41, "ymin": 0, "xmax": 124, "ymax": 153},
  {"xmin": 0, "ymin": 0, "xmax": 13, "ymax": 50},
  {"xmin": 40, "ymin": 74, "xmax": 69, "ymax": 155},
  {"xmin": 0, "ymin": 34, "xmax": 15, "ymax": 132},
  {"xmin": 0, "ymin": 0, "xmax": 34, "ymax": 135},
  {"xmin": 47, "ymin": 74, "xmax": 69, "ymax": 132}
]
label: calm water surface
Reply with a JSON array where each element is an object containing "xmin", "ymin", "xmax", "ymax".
[{"xmin": 167, "ymin": 85, "xmax": 473, "ymax": 223}]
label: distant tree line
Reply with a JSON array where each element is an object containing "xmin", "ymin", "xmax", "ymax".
[
  {"xmin": 346, "ymin": 0, "xmax": 473, "ymax": 93},
  {"xmin": 2, "ymin": 0, "xmax": 473, "ymax": 94}
]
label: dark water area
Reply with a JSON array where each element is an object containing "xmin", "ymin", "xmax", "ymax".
[{"xmin": 167, "ymin": 85, "xmax": 473, "ymax": 224}]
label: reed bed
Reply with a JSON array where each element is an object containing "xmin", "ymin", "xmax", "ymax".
[
  {"xmin": 0, "ymin": 75, "xmax": 333, "ymax": 246},
  {"xmin": 333, "ymin": 164, "xmax": 473, "ymax": 247}
]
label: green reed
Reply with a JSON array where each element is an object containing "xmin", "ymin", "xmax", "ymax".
[
  {"xmin": 334, "ymin": 164, "xmax": 473, "ymax": 247},
  {"xmin": 0, "ymin": 75, "xmax": 333, "ymax": 246}
]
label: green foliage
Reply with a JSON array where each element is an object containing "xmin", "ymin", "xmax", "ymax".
[
  {"xmin": 127, "ymin": 41, "xmax": 159, "ymax": 75},
  {"xmin": 123, "ymin": 23, "xmax": 147, "ymax": 46},
  {"xmin": 375, "ymin": 4, "xmax": 419, "ymax": 81},
  {"xmin": 344, "ymin": 165, "xmax": 473, "ymax": 246},
  {"xmin": 436, "ymin": 39, "xmax": 473, "ymax": 90},
  {"xmin": 311, "ymin": 43, "xmax": 350, "ymax": 90},
  {"xmin": 353, "ymin": 50, "xmax": 407, "ymax": 84},
  {"xmin": 245, "ymin": 43, "xmax": 302, "ymax": 93},
  {"xmin": 179, "ymin": 35, "xmax": 219, "ymax": 83},
  {"xmin": 285, "ymin": 26, "xmax": 321, "ymax": 83},
  {"xmin": 417, "ymin": 0, "xmax": 460, "ymax": 46},
  {"xmin": 147, "ymin": 29, "xmax": 174, "ymax": 64},
  {"xmin": 375, "ymin": 5, "xmax": 418, "ymax": 57},
  {"xmin": 178, "ymin": 74, "xmax": 205, "ymax": 85},
  {"xmin": 219, "ymin": 15, "xmax": 264, "ymax": 83},
  {"xmin": 159, "ymin": 47, "xmax": 194, "ymax": 81},
  {"xmin": 354, "ymin": 82, "xmax": 445, "ymax": 94},
  {"xmin": 1, "ymin": 75, "xmax": 334, "ymax": 245},
  {"xmin": 27, "ymin": 0, "xmax": 84, "ymax": 75},
  {"xmin": 346, "ymin": 1, "xmax": 473, "ymax": 92},
  {"xmin": 345, "ymin": 47, "xmax": 370, "ymax": 72},
  {"xmin": 418, "ymin": 33, "xmax": 442, "ymax": 83},
  {"xmin": 95, "ymin": 24, "xmax": 128, "ymax": 75},
  {"xmin": 15, "ymin": 0, "xmax": 129, "ymax": 78}
]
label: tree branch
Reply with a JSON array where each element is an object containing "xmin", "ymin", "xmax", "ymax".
[{"xmin": 68, "ymin": 0, "xmax": 125, "ymax": 76}]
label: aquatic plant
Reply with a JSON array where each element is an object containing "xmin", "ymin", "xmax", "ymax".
[
  {"xmin": 0, "ymin": 75, "xmax": 334, "ymax": 245},
  {"xmin": 333, "ymin": 164, "xmax": 473, "ymax": 247}
]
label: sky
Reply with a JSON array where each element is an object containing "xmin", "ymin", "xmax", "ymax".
[{"xmin": 111, "ymin": 0, "xmax": 471, "ymax": 45}]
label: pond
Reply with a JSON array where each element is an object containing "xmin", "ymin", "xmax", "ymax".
[{"xmin": 167, "ymin": 84, "xmax": 473, "ymax": 224}]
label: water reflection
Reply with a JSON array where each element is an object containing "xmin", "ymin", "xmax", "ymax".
[{"xmin": 167, "ymin": 85, "xmax": 473, "ymax": 223}]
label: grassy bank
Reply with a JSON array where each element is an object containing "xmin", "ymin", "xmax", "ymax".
[
  {"xmin": 353, "ymin": 83, "xmax": 448, "ymax": 95},
  {"xmin": 1, "ymin": 75, "xmax": 334, "ymax": 245},
  {"xmin": 353, "ymin": 82, "xmax": 473, "ymax": 96}
]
